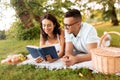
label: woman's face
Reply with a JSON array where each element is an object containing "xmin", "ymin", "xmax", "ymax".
[{"xmin": 42, "ymin": 19, "xmax": 55, "ymax": 34}]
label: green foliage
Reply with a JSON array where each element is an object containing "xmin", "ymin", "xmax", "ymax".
[
  {"xmin": 88, "ymin": 0, "xmax": 119, "ymax": 25},
  {"xmin": 26, "ymin": 0, "xmax": 46, "ymax": 16},
  {"xmin": 6, "ymin": 20, "xmax": 40, "ymax": 40},
  {"xmin": 0, "ymin": 30, "xmax": 6, "ymax": 40},
  {"xmin": 10, "ymin": 0, "xmax": 75, "ymax": 26},
  {"xmin": 6, "ymin": 21, "xmax": 18, "ymax": 39},
  {"xmin": 16, "ymin": 24, "xmax": 40, "ymax": 40},
  {"xmin": 10, "ymin": 0, "xmax": 29, "ymax": 15}
]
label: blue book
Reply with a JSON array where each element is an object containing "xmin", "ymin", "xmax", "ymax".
[{"xmin": 26, "ymin": 45, "xmax": 58, "ymax": 60}]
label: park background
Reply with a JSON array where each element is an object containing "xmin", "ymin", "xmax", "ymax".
[{"xmin": 0, "ymin": 0, "xmax": 120, "ymax": 80}]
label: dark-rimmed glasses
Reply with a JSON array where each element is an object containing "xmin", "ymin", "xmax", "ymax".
[{"xmin": 64, "ymin": 21, "xmax": 79, "ymax": 29}]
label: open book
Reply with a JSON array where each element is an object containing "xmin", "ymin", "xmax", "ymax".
[{"xmin": 26, "ymin": 45, "xmax": 58, "ymax": 60}]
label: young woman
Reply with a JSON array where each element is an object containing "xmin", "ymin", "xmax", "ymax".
[{"xmin": 35, "ymin": 13, "xmax": 65, "ymax": 63}]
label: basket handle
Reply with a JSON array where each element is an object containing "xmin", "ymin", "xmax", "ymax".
[{"xmin": 99, "ymin": 31, "xmax": 120, "ymax": 47}]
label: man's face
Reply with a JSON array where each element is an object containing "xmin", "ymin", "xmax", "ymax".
[{"xmin": 64, "ymin": 17, "xmax": 80, "ymax": 34}]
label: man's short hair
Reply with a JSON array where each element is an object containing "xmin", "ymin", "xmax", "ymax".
[{"xmin": 64, "ymin": 9, "xmax": 82, "ymax": 20}]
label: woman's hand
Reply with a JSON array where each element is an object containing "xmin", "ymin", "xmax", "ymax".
[
  {"xmin": 35, "ymin": 57, "xmax": 43, "ymax": 63},
  {"xmin": 45, "ymin": 55, "xmax": 57, "ymax": 63}
]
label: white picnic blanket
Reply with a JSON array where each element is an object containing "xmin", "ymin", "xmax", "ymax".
[
  {"xmin": 18, "ymin": 54, "xmax": 93, "ymax": 70},
  {"xmin": 18, "ymin": 54, "xmax": 120, "ymax": 76}
]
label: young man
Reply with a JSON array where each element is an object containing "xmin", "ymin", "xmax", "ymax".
[{"xmin": 62, "ymin": 9, "xmax": 99, "ymax": 66}]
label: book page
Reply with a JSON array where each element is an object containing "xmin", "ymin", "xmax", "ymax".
[{"xmin": 26, "ymin": 45, "xmax": 39, "ymax": 49}]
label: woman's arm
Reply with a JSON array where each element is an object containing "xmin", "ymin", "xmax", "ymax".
[
  {"xmin": 39, "ymin": 35, "xmax": 46, "ymax": 47},
  {"xmin": 58, "ymin": 29, "xmax": 65, "ymax": 58}
]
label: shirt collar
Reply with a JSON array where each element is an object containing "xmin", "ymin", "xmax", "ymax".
[{"xmin": 71, "ymin": 22, "xmax": 83, "ymax": 38}]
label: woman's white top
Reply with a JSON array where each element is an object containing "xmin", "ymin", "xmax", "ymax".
[{"xmin": 46, "ymin": 35, "xmax": 60, "ymax": 53}]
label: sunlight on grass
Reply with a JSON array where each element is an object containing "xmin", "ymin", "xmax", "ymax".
[
  {"xmin": 95, "ymin": 22, "xmax": 120, "ymax": 47},
  {"xmin": 0, "ymin": 39, "xmax": 39, "ymax": 58}
]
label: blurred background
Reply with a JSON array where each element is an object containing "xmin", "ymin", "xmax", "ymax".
[{"xmin": 0, "ymin": 0, "xmax": 120, "ymax": 40}]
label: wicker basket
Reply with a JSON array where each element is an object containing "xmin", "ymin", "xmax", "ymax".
[{"xmin": 91, "ymin": 31, "xmax": 120, "ymax": 74}]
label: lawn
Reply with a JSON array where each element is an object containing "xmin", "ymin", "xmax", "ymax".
[{"xmin": 0, "ymin": 22, "xmax": 120, "ymax": 80}]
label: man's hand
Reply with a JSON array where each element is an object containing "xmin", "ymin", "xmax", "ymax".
[{"xmin": 62, "ymin": 54, "xmax": 77, "ymax": 66}]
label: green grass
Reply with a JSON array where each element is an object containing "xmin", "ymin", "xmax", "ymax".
[
  {"xmin": 0, "ymin": 22, "xmax": 120, "ymax": 80},
  {"xmin": 0, "ymin": 39, "xmax": 39, "ymax": 59},
  {"xmin": 0, "ymin": 64, "xmax": 120, "ymax": 80},
  {"xmin": 95, "ymin": 22, "xmax": 120, "ymax": 47}
]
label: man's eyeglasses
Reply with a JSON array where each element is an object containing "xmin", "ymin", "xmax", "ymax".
[{"xmin": 64, "ymin": 21, "xmax": 79, "ymax": 29}]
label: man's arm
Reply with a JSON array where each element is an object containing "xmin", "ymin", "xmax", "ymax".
[
  {"xmin": 75, "ymin": 43, "xmax": 97, "ymax": 63},
  {"xmin": 62, "ymin": 42, "xmax": 97, "ymax": 66},
  {"xmin": 65, "ymin": 42, "xmax": 74, "ymax": 56},
  {"xmin": 62, "ymin": 41, "xmax": 74, "ymax": 66}
]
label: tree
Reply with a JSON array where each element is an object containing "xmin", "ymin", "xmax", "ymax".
[
  {"xmin": 0, "ymin": 30, "xmax": 6, "ymax": 40},
  {"xmin": 10, "ymin": 0, "xmax": 34, "ymax": 28},
  {"xmin": 10, "ymin": 0, "xmax": 74, "ymax": 29},
  {"xmin": 9, "ymin": 0, "xmax": 74, "ymax": 40},
  {"xmin": 73, "ymin": 0, "xmax": 119, "ymax": 25},
  {"xmin": 88, "ymin": 0, "xmax": 119, "ymax": 26}
]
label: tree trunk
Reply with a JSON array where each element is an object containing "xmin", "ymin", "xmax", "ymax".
[
  {"xmin": 14, "ymin": 0, "xmax": 34, "ymax": 28},
  {"xmin": 19, "ymin": 12, "xmax": 34, "ymax": 29},
  {"xmin": 111, "ymin": 6, "xmax": 119, "ymax": 26}
]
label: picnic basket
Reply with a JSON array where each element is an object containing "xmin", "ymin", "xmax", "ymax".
[{"xmin": 91, "ymin": 31, "xmax": 120, "ymax": 74}]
